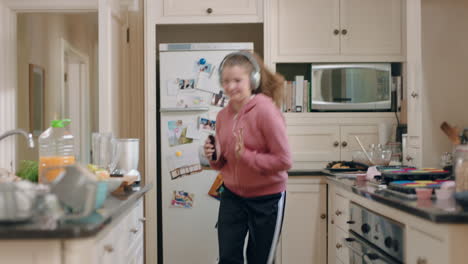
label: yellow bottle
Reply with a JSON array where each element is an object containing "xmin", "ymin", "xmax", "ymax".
[{"xmin": 38, "ymin": 119, "xmax": 76, "ymax": 183}]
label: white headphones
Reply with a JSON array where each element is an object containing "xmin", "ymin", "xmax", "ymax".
[{"xmin": 218, "ymin": 51, "xmax": 261, "ymax": 91}]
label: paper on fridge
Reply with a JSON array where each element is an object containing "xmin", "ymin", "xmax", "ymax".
[{"xmin": 166, "ymin": 144, "xmax": 202, "ymax": 180}]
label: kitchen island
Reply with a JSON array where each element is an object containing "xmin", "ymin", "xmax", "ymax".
[
  {"xmin": 0, "ymin": 184, "xmax": 151, "ymax": 264},
  {"xmin": 327, "ymin": 173, "xmax": 468, "ymax": 264}
]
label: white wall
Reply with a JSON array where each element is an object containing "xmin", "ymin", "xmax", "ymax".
[
  {"xmin": 0, "ymin": 2, "xmax": 17, "ymax": 171},
  {"xmin": 16, "ymin": 13, "xmax": 98, "ymax": 162},
  {"xmin": 421, "ymin": 0, "xmax": 468, "ymax": 166}
]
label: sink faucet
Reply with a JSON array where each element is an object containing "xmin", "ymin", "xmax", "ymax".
[{"xmin": 0, "ymin": 129, "xmax": 35, "ymax": 148}]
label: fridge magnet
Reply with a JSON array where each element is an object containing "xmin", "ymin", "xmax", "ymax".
[
  {"xmin": 178, "ymin": 78, "xmax": 195, "ymax": 90},
  {"xmin": 211, "ymin": 91, "xmax": 229, "ymax": 107},
  {"xmin": 208, "ymin": 173, "xmax": 224, "ymax": 200},
  {"xmin": 199, "ymin": 117, "xmax": 216, "ymax": 133},
  {"xmin": 171, "ymin": 190, "xmax": 195, "ymax": 208},
  {"xmin": 196, "ymin": 58, "xmax": 215, "ymax": 75},
  {"xmin": 167, "ymin": 144, "xmax": 202, "ymax": 180},
  {"xmin": 167, "ymin": 120, "xmax": 193, "ymax": 146},
  {"xmin": 176, "ymin": 94, "xmax": 206, "ymax": 108}
]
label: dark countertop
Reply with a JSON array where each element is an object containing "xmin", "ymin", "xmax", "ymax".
[
  {"xmin": 325, "ymin": 171, "xmax": 468, "ymax": 223},
  {"xmin": 0, "ymin": 184, "xmax": 152, "ymax": 239},
  {"xmin": 288, "ymin": 170, "xmax": 328, "ymax": 176}
]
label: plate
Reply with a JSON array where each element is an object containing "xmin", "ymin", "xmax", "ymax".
[
  {"xmin": 326, "ymin": 161, "xmax": 369, "ymax": 172},
  {"xmin": 328, "ymin": 168, "xmax": 362, "ymax": 172}
]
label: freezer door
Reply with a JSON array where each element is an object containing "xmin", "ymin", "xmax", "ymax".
[{"xmin": 159, "ymin": 49, "xmax": 242, "ymax": 109}]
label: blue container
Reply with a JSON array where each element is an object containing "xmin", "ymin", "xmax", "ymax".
[{"xmin": 95, "ymin": 182, "xmax": 108, "ymax": 209}]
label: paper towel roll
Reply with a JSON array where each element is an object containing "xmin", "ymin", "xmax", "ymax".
[{"xmin": 378, "ymin": 123, "xmax": 393, "ymax": 145}]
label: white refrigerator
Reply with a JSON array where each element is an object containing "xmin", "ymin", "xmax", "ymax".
[{"xmin": 158, "ymin": 43, "xmax": 254, "ymax": 264}]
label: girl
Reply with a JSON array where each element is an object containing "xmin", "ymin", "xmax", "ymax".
[{"xmin": 204, "ymin": 51, "xmax": 292, "ymax": 264}]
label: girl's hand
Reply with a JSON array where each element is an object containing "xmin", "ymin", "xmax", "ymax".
[
  {"xmin": 234, "ymin": 128, "xmax": 244, "ymax": 159},
  {"xmin": 204, "ymin": 136, "xmax": 220, "ymax": 161}
]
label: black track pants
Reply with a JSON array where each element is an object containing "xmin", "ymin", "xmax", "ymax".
[{"xmin": 217, "ymin": 187, "xmax": 286, "ymax": 264}]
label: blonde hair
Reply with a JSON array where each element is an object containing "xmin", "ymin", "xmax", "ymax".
[{"xmin": 220, "ymin": 52, "xmax": 285, "ymax": 108}]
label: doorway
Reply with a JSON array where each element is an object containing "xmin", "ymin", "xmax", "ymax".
[{"xmin": 62, "ymin": 39, "xmax": 91, "ymax": 164}]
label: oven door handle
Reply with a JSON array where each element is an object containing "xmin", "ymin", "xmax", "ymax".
[
  {"xmin": 363, "ymin": 253, "xmax": 380, "ymax": 263},
  {"xmin": 344, "ymin": 237, "xmax": 400, "ymax": 264},
  {"xmin": 343, "ymin": 240, "xmax": 379, "ymax": 264},
  {"xmin": 343, "ymin": 238, "xmax": 365, "ymax": 258}
]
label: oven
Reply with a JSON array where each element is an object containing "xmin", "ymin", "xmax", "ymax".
[{"xmin": 345, "ymin": 202, "xmax": 404, "ymax": 264}]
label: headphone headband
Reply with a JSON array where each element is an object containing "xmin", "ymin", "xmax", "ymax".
[{"xmin": 218, "ymin": 51, "xmax": 261, "ymax": 90}]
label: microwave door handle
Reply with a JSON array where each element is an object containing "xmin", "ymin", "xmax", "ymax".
[{"xmin": 311, "ymin": 64, "xmax": 390, "ymax": 71}]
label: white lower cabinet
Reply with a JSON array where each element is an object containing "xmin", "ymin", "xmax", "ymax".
[
  {"xmin": 275, "ymin": 176, "xmax": 327, "ymax": 264},
  {"xmin": 90, "ymin": 199, "xmax": 145, "ymax": 264},
  {"xmin": 0, "ymin": 198, "xmax": 144, "ymax": 264},
  {"xmin": 328, "ymin": 183, "xmax": 351, "ymax": 264},
  {"xmin": 406, "ymin": 227, "xmax": 445, "ymax": 264}
]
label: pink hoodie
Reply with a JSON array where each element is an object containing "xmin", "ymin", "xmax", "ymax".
[{"xmin": 209, "ymin": 94, "xmax": 292, "ymax": 198}]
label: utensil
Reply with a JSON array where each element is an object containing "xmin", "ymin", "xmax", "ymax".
[
  {"xmin": 354, "ymin": 136, "xmax": 373, "ymax": 164},
  {"xmin": 440, "ymin": 122, "xmax": 461, "ymax": 144}
]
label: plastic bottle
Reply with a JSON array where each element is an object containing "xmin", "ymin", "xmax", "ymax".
[{"xmin": 38, "ymin": 119, "xmax": 76, "ymax": 183}]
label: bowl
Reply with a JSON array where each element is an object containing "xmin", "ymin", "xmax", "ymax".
[
  {"xmin": 105, "ymin": 178, "xmax": 124, "ymax": 195},
  {"xmin": 352, "ymin": 151, "xmax": 373, "ymax": 166},
  {"xmin": 352, "ymin": 150, "xmax": 392, "ymax": 166}
]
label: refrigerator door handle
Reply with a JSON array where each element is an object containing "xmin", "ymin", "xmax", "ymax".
[{"xmin": 159, "ymin": 107, "xmax": 209, "ymax": 112}]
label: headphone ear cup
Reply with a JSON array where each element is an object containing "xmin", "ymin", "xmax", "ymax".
[{"xmin": 251, "ymin": 71, "xmax": 261, "ymax": 90}]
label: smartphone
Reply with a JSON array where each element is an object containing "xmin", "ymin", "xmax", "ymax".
[{"xmin": 208, "ymin": 135, "xmax": 217, "ymax": 161}]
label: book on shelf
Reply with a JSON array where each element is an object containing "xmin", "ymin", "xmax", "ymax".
[
  {"xmin": 282, "ymin": 77, "xmax": 310, "ymax": 113},
  {"xmin": 294, "ymin": 75, "xmax": 304, "ymax": 112}
]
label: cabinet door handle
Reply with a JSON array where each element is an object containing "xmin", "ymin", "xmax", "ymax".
[
  {"xmin": 341, "ymin": 141, "xmax": 348, "ymax": 148},
  {"xmin": 139, "ymin": 217, "xmax": 146, "ymax": 223},
  {"xmin": 406, "ymin": 155, "xmax": 414, "ymax": 162},
  {"xmin": 104, "ymin": 245, "xmax": 114, "ymax": 253},
  {"xmin": 333, "ymin": 29, "xmax": 340, "ymax": 35},
  {"xmin": 335, "ymin": 210, "xmax": 342, "ymax": 216},
  {"xmin": 411, "ymin": 91, "xmax": 419, "ymax": 98},
  {"xmin": 417, "ymin": 257, "xmax": 427, "ymax": 264},
  {"xmin": 130, "ymin": 228, "xmax": 139, "ymax": 234},
  {"xmin": 333, "ymin": 141, "xmax": 340, "ymax": 147},
  {"xmin": 320, "ymin": 214, "xmax": 326, "ymax": 219},
  {"xmin": 341, "ymin": 29, "xmax": 348, "ymax": 35},
  {"xmin": 336, "ymin": 243, "xmax": 342, "ymax": 249},
  {"xmin": 206, "ymin": 8, "xmax": 213, "ymax": 14}
]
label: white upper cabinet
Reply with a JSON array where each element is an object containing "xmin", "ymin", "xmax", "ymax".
[
  {"xmin": 276, "ymin": 0, "xmax": 340, "ymax": 58},
  {"xmin": 267, "ymin": 0, "xmax": 404, "ymax": 63},
  {"xmin": 155, "ymin": 0, "xmax": 263, "ymax": 24},
  {"xmin": 340, "ymin": 0, "xmax": 403, "ymax": 56}
]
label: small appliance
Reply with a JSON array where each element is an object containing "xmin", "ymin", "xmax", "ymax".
[{"xmin": 310, "ymin": 63, "xmax": 392, "ymax": 111}]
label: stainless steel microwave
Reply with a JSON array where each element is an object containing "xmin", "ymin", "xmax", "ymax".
[{"xmin": 310, "ymin": 63, "xmax": 391, "ymax": 111}]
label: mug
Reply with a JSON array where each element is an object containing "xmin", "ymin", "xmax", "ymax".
[{"xmin": 48, "ymin": 165, "xmax": 97, "ymax": 220}]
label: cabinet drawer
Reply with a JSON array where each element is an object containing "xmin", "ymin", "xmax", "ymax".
[
  {"xmin": 126, "ymin": 200, "xmax": 145, "ymax": 250},
  {"xmin": 335, "ymin": 227, "xmax": 350, "ymax": 263},
  {"xmin": 334, "ymin": 193, "xmax": 350, "ymax": 230}
]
